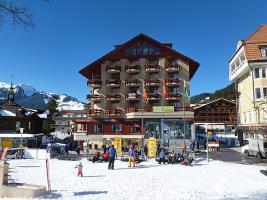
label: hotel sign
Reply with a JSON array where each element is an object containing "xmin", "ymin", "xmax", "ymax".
[{"xmin": 152, "ymin": 106, "xmax": 174, "ymax": 113}]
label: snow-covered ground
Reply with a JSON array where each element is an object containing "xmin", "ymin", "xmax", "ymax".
[{"xmin": 7, "ymin": 158, "xmax": 267, "ymax": 200}]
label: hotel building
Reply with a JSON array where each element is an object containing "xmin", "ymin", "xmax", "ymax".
[{"xmin": 79, "ymin": 33, "xmax": 199, "ymax": 146}]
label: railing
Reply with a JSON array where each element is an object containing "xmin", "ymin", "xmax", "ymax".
[
  {"xmin": 165, "ymin": 63, "xmax": 180, "ymax": 72},
  {"xmin": 106, "ymin": 80, "xmax": 121, "ymax": 86},
  {"xmin": 125, "ymin": 79, "xmax": 140, "ymax": 87},
  {"xmin": 166, "ymin": 78, "xmax": 180, "ymax": 86},
  {"xmin": 126, "ymin": 106, "xmax": 193, "ymax": 112},
  {"xmin": 87, "ymin": 79, "xmax": 102, "ymax": 87},
  {"xmin": 106, "ymin": 108, "xmax": 124, "ymax": 116},
  {"xmin": 87, "ymin": 94, "xmax": 101, "ymax": 102},
  {"xmin": 125, "ymin": 93, "xmax": 141, "ymax": 100},
  {"xmin": 125, "ymin": 64, "xmax": 140, "ymax": 73},
  {"xmin": 106, "ymin": 94, "xmax": 121, "ymax": 102},
  {"xmin": 106, "ymin": 65, "xmax": 121, "ymax": 73},
  {"xmin": 166, "ymin": 93, "xmax": 181, "ymax": 101},
  {"xmin": 145, "ymin": 79, "xmax": 161, "ymax": 86},
  {"xmin": 145, "ymin": 64, "xmax": 160, "ymax": 72},
  {"xmin": 88, "ymin": 109, "xmax": 104, "ymax": 116},
  {"xmin": 148, "ymin": 93, "xmax": 160, "ymax": 100}
]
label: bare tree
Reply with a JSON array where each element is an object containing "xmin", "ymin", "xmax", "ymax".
[{"xmin": 0, "ymin": 0, "xmax": 50, "ymax": 29}]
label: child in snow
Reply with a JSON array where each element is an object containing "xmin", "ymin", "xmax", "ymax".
[{"xmin": 77, "ymin": 162, "xmax": 83, "ymax": 177}]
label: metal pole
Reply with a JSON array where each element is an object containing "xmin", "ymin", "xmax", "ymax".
[
  {"xmin": 206, "ymin": 124, "xmax": 209, "ymax": 162},
  {"xmin": 161, "ymin": 69, "xmax": 164, "ymax": 147},
  {"xmin": 141, "ymin": 79, "xmax": 144, "ymax": 157}
]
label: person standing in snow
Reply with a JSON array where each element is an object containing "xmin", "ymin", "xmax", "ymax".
[
  {"xmin": 108, "ymin": 145, "xmax": 117, "ymax": 170},
  {"xmin": 144, "ymin": 144, "xmax": 148, "ymax": 159},
  {"xmin": 128, "ymin": 146, "xmax": 136, "ymax": 167},
  {"xmin": 77, "ymin": 162, "xmax": 83, "ymax": 177},
  {"xmin": 159, "ymin": 148, "xmax": 166, "ymax": 164}
]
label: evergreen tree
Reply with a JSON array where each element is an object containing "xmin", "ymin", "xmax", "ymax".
[{"xmin": 43, "ymin": 95, "xmax": 58, "ymax": 134}]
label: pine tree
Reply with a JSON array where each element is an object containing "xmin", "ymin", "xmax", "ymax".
[{"xmin": 43, "ymin": 95, "xmax": 59, "ymax": 134}]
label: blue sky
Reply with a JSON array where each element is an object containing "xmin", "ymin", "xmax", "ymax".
[{"xmin": 0, "ymin": 0, "xmax": 267, "ymax": 102}]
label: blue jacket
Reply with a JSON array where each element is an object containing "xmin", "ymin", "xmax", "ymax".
[
  {"xmin": 128, "ymin": 149, "xmax": 135, "ymax": 157},
  {"xmin": 159, "ymin": 151, "xmax": 165, "ymax": 158},
  {"xmin": 109, "ymin": 147, "xmax": 117, "ymax": 158}
]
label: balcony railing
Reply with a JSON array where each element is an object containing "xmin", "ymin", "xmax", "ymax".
[
  {"xmin": 106, "ymin": 65, "xmax": 121, "ymax": 73},
  {"xmin": 165, "ymin": 63, "xmax": 180, "ymax": 72},
  {"xmin": 166, "ymin": 93, "xmax": 181, "ymax": 101},
  {"xmin": 106, "ymin": 94, "xmax": 121, "ymax": 102},
  {"xmin": 126, "ymin": 106, "xmax": 193, "ymax": 112},
  {"xmin": 88, "ymin": 109, "xmax": 104, "ymax": 116},
  {"xmin": 125, "ymin": 79, "xmax": 140, "ymax": 87},
  {"xmin": 106, "ymin": 80, "xmax": 121, "ymax": 87},
  {"xmin": 87, "ymin": 79, "xmax": 102, "ymax": 88},
  {"xmin": 106, "ymin": 108, "xmax": 124, "ymax": 116},
  {"xmin": 145, "ymin": 79, "xmax": 161, "ymax": 86},
  {"xmin": 166, "ymin": 78, "xmax": 180, "ymax": 86},
  {"xmin": 126, "ymin": 93, "xmax": 141, "ymax": 101},
  {"xmin": 148, "ymin": 93, "xmax": 160, "ymax": 101},
  {"xmin": 125, "ymin": 64, "xmax": 140, "ymax": 73},
  {"xmin": 87, "ymin": 94, "xmax": 101, "ymax": 103},
  {"xmin": 145, "ymin": 64, "xmax": 160, "ymax": 73}
]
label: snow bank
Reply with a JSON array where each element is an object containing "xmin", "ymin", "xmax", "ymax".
[
  {"xmin": 7, "ymin": 158, "xmax": 267, "ymax": 200},
  {"xmin": 0, "ymin": 109, "xmax": 16, "ymax": 117}
]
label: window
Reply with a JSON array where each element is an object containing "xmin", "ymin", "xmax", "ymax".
[
  {"xmin": 254, "ymin": 68, "xmax": 260, "ymax": 79},
  {"xmin": 231, "ymin": 64, "xmax": 235, "ymax": 73},
  {"xmin": 261, "ymin": 48, "xmax": 267, "ymax": 57},
  {"xmin": 262, "ymin": 67, "xmax": 267, "ymax": 78},
  {"xmin": 263, "ymin": 87, "xmax": 267, "ymax": 98},
  {"xmin": 112, "ymin": 124, "xmax": 122, "ymax": 133},
  {"xmin": 129, "ymin": 126, "xmax": 140, "ymax": 133},
  {"xmin": 93, "ymin": 124, "xmax": 103, "ymax": 133},
  {"xmin": 255, "ymin": 88, "xmax": 261, "ymax": 99},
  {"xmin": 124, "ymin": 41, "xmax": 161, "ymax": 56}
]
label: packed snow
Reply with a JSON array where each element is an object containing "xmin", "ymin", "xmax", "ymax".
[
  {"xmin": 7, "ymin": 158, "xmax": 267, "ymax": 200},
  {"xmin": 0, "ymin": 109, "xmax": 16, "ymax": 117}
]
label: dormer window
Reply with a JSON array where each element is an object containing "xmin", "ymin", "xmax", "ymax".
[{"xmin": 261, "ymin": 48, "xmax": 267, "ymax": 57}]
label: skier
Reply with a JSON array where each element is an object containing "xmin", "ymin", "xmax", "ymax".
[
  {"xmin": 77, "ymin": 162, "xmax": 83, "ymax": 177},
  {"xmin": 128, "ymin": 147, "xmax": 136, "ymax": 167},
  {"xmin": 108, "ymin": 145, "xmax": 117, "ymax": 170}
]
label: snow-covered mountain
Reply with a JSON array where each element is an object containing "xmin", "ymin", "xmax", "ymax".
[{"xmin": 0, "ymin": 82, "xmax": 85, "ymax": 111}]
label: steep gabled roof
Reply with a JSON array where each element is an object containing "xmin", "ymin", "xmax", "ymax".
[
  {"xmin": 230, "ymin": 25, "xmax": 267, "ymax": 62},
  {"xmin": 193, "ymin": 98, "xmax": 236, "ymax": 110},
  {"xmin": 79, "ymin": 33, "xmax": 200, "ymax": 80}
]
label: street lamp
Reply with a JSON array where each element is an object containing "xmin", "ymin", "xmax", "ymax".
[{"xmin": 19, "ymin": 128, "xmax": 24, "ymax": 159}]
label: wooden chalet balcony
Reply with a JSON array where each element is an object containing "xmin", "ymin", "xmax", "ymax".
[
  {"xmin": 166, "ymin": 93, "xmax": 181, "ymax": 101},
  {"xmin": 106, "ymin": 79, "xmax": 121, "ymax": 87},
  {"xmin": 165, "ymin": 63, "xmax": 180, "ymax": 72},
  {"xmin": 106, "ymin": 94, "xmax": 121, "ymax": 102},
  {"xmin": 126, "ymin": 106, "xmax": 193, "ymax": 113},
  {"xmin": 106, "ymin": 108, "xmax": 124, "ymax": 116},
  {"xmin": 125, "ymin": 64, "xmax": 140, "ymax": 73},
  {"xmin": 106, "ymin": 65, "xmax": 121, "ymax": 73},
  {"xmin": 87, "ymin": 94, "xmax": 101, "ymax": 103},
  {"xmin": 145, "ymin": 64, "xmax": 160, "ymax": 73},
  {"xmin": 145, "ymin": 79, "xmax": 161, "ymax": 86},
  {"xmin": 125, "ymin": 93, "xmax": 141, "ymax": 101},
  {"xmin": 87, "ymin": 79, "xmax": 102, "ymax": 88},
  {"xmin": 88, "ymin": 109, "xmax": 104, "ymax": 116},
  {"xmin": 166, "ymin": 78, "xmax": 180, "ymax": 86},
  {"xmin": 148, "ymin": 93, "xmax": 160, "ymax": 101},
  {"xmin": 125, "ymin": 79, "xmax": 140, "ymax": 87}
]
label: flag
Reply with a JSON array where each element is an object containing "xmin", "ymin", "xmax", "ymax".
[
  {"xmin": 163, "ymin": 80, "xmax": 167, "ymax": 98},
  {"xmin": 184, "ymin": 80, "xmax": 190, "ymax": 102},
  {"xmin": 143, "ymin": 88, "xmax": 149, "ymax": 103}
]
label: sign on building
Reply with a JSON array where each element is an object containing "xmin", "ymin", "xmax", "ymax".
[
  {"xmin": 153, "ymin": 106, "xmax": 174, "ymax": 113},
  {"xmin": 73, "ymin": 133, "xmax": 89, "ymax": 141}
]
